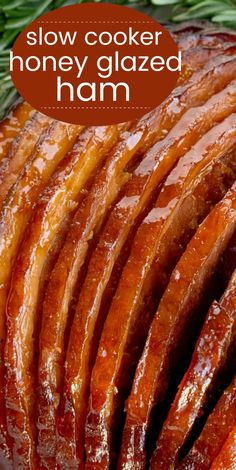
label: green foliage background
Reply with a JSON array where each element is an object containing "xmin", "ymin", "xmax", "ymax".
[{"xmin": 0, "ymin": 0, "xmax": 236, "ymax": 118}]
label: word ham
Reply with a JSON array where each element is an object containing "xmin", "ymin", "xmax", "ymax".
[{"xmin": 57, "ymin": 78, "xmax": 130, "ymax": 102}]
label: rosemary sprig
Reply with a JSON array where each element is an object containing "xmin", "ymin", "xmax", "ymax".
[{"xmin": 0, "ymin": 0, "xmax": 236, "ymax": 119}]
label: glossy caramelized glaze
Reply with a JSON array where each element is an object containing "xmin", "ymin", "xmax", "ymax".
[
  {"xmin": 0, "ymin": 23, "xmax": 236, "ymax": 470},
  {"xmin": 151, "ymin": 267, "xmax": 236, "ymax": 469},
  {"xmin": 40, "ymin": 45, "xmax": 236, "ymax": 470},
  {"xmin": 210, "ymin": 425, "xmax": 236, "ymax": 470},
  {"xmin": 92, "ymin": 117, "xmax": 236, "ymax": 470},
  {"xmin": 0, "ymin": 121, "xmax": 83, "ymax": 468},
  {"xmin": 0, "ymin": 112, "xmax": 52, "ymax": 210},
  {"xmin": 61, "ymin": 76, "xmax": 236, "ymax": 470},
  {"xmin": 0, "ymin": 101, "xmax": 34, "ymax": 164},
  {"xmin": 5, "ymin": 124, "xmax": 124, "ymax": 468},
  {"xmin": 178, "ymin": 372, "xmax": 236, "ymax": 469},
  {"xmin": 85, "ymin": 86, "xmax": 236, "ymax": 468}
]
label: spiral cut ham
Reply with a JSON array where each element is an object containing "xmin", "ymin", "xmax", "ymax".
[
  {"xmin": 178, "ymin": 373, "xmax": 236, "ymax": 469},
  {"xmin": 38, "ymin": 45, "xmax": 236, "ymax": 470},
  {"xmin": 0, "ymin": 23, "xmax": 236, "ymax": 470},
  {"xmin": 118, "ymin": 185, "xmax": 236, "ymax": 470},
  {"xmin": 0, "ymin": 100, "xmax": 34, "ymax": 164},
  {"xmin": 0, "ymin": 112, "xmax": 52, "ymax": 210},
  {"xmin": 151, "ymin": 266, "xmax": 236, "ymax": 469},
  {"xmin": 91, "ymin": 117, "xmax": 236, "ymax": 470},
  {"xmin": 85, "ymin": 83, "xmax": 236, "ymax": 468},
  {"xmin": 210, "ymin": 425, "xmax": 236, "ymax": 470},
  {"xmin": 5, "ymin": 124, "xmax": 124, "ymax": 469}
]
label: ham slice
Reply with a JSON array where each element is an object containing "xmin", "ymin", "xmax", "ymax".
[
  {"xmin": 82, "ymin": 83, "xmax": 236, "ymax": 468},
  {"xmin": 4, "ymin": 125, "xmax": 122, "ymax": 469},
  {"xmin": 121, "ymin": 183, "xmax": 236, "ymax": 470},
  {"xmin": 0, "ymin": 112, "xmax": 52, "ymax": 209},
  {"xmin": 151, "ymin": 266, "xmax": 236, "ymax": 468},
  {"xmin": 38, "ymin": 49, "xmax": 236, "ymax": 469},
  {"xmin": 210, "ymin": 425, "xmax": 236, "ymax": 470},
  {"xmin": 178, "ymin": 373, "xmax": 236, "ymax": 469},
  {"xmin": 0, "ymin": 122, "xmax": 84, "ymax": 467},
  {"xmin": 0, "ymin": 101, "xmax": 34, "ymax": 164}
]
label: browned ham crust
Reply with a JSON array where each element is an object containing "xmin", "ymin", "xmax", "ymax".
[
  {"xmin": 91, "ymin": 117, "xmax": 236, "ymax": 470},
  {"xmin": 0, "ymin": 112, "xmax": 52, "ymax": 209},
  {"xmin": 120, "ymin": 184, "xmax": 236, "ymax": 470},
  {"xmin": 210, "ymin": 425, "xmax": 236, "ymax": 470},
  {"xmin": 4, "ymin": 125, "xmax": 122, "ymax": 469},
  {"xmin": 151, "ymin": 266, "xmax": 236, "ymax": 468},
  {"xmin": 0, "ymin": 24, "xmax": 235, "ymax": 470},
  {"xmin": 0, "ymin": 122, "xmax": 83, "ymax": 468},
  {"xmin": 178, "ymin": 373, "xmax": 236, "ymax": 469},
  {"xmin": 83, "ymin": 83, "xmax": 236, "ymax": 467},
  {"xmin": 38, "ymin": 48, "xmax": 236, "ymax": 469},
  {"xmin": 0, "ymin": 101, "xmax": 34, "ymax": 164}
]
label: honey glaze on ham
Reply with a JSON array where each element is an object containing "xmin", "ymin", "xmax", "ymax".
[
  {"xmin": 4, "ymin": 124, "xmax": 123, "ymax": 469},
  {"xmin": 69, "ymin": 83, "xmax": 236, "ymax": 468},
  {"xmin": 0, "ymin": 112, "xmax": 52, "ymax": 210},
  {"xmin": 39, "ymin": 53, "xmax": 236, "ymax": 470},
  {"xmin": 210, "ymin": 425, "xmax": 236, "ymax": 470},
  {"xmin": 0, "ymin": 122, "xmax": 83, "ymax": 336},
  {"xmin": 36, "ymin": 121, "xmax": 133, "ymax": 470},
  {"xmin": 178, "ymin": 44, "xmax": 236, "ymax": 85},
  {"xmin": 173, "ymin": 27, "xmax": 236, "ymax": 54},
  {"xmin": 0, "ymin": 122, "xmax": 83, "ymax": 468},
  {"xmin": 0, "ymin": 100, "xmax": 34, "ymax": 164},
  {"xmin": 178, "ymin": 373, "xmax": 236, "ymax": 469},
  {"xmin": 23, "ymin": 51, "xmax": 223, "ymax": 470},
  {"xmin": 151, "ymin": 266, "xmax": 236, "ymax": 469},
  {"xmin": 120, "ymin": 184, "xmax": 236, "ymax": 470},
  {"xmin": 0, "ymin": 24, "xmax": 236, "ymax": 470},
  {"xmin": 91, "ymin": 117, "xmax": 236, "ymax": 470},
  {"xmin": 38, "ymin": 123, "xmax": 145, "ymax": 470},
  {"xmin": 128, "ymin": 52, "xmax": 236, "ymax": 157}
]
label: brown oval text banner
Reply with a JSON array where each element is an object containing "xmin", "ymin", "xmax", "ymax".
[{"xmin": 10, "ymin": 3, "xmax": 180, "ymax": 125}]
